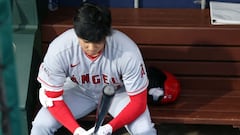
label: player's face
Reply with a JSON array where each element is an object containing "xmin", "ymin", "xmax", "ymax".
[{"xmin": 79, "ymin": 38, "xmax": 105, "ymax": 56}]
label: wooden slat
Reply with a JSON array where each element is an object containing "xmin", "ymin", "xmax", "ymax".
[
  {"xmin": 145, "ymin": 61, "xmax": 240, "ymax": 76},
  {"xmin": 178, "ymin": 77, "xmax": 240, "ymax": 90},
  {"xmin": 116, "ymin": 26, "xmax": 240, "ymax": 45},
  {"xmin": 150, "ymin": 110, "xmax": 240, "ymax": 126},
  {"xmin": 139, "ymin": 45, "xmax": 240, "ymax": 61},
  {"xmin": 182, "ymin": 88, "xmax": 240, "ymax": 96},
  {"xmin": 160, "ymin": 97, "xmax": 240, "ymax": 108}
]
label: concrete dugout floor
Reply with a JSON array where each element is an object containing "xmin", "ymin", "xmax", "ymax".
[
  {"xmin": 117, "ymin": 124, "xmax": 240, "ymax": 135},
  {"xmin": 56, "ymin": 122, "xmax": 240, "ymax": 135},
  {"xmin": 154, "ymin": 123, "xmax": 240, "ymax": 135}
]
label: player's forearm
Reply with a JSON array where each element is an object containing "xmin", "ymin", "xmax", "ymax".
[
  {"xmin": 42, "ymin": 89, "xmax": 80, "ymax": 133},
  {"xmin": 48, "ymin": 100, "xmax": 80, "ymax": 133},
  {"xmin": 109, "ymin": 90, "xmax": 147, "ymax": 131}
]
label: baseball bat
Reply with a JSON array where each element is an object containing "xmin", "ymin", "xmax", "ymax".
[{"xmin": 89, "ymin": 85, "xmax": 115, "ymax": 135}]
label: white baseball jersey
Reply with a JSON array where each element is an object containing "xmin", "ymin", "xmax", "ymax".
[{"xmin": 38, "ymin": 29, "xmax": 148, "ymax": 100}]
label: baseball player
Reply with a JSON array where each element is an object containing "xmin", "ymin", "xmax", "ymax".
[{"xmin": 30, "ymin": 2, "xmax": 157, "ymax": 135}]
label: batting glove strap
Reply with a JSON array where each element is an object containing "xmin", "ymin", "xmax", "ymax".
[
  {"xmin": 73, "ymin": 127, "xmax": 87, "ymax": 135},
  {"xmin": 39, "ymin": 88, "xmax": 63, "ymax": 107}
]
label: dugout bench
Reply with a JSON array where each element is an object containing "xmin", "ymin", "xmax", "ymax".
[{"xmin": 27, "ymin": 7, "xmax": 240, "ymax": 134}]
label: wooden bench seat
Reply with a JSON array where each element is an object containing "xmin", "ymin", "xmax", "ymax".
[{"xmin": 32, "ymin": 7, "xmax": 240, "ymax": 132}]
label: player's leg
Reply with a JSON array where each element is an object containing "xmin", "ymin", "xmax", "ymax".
[
  {"xmin": 31, "ymin": 107, "xmax": 61, "ymax": 135},
  {"xmin": 126, "ymin": 108, "xmax": 157, "ymax": 135},
  {"xmin": 108, "ymin": 91, "xmax": 157, "ymax": 135},
  {"xmin": 31, "ymin": 80, "xmax": 97, "ymax": 135}
]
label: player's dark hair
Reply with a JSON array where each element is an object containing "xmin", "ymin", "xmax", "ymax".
[{"xmin": 73, "ymin": 2, "xmax": 112, "ymax": 43}]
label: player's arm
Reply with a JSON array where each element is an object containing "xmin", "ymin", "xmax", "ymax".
[
  {"xmin": 108, "ymin": 89, "xmax": 147, "ymax": 131},
  {"xmin": 39, "ymin": 87, "xmax": 83, "ymax": 134},
  {"xmin": 108, "ymin": 47, "xmax": 149, "ymax": 131},
  {"xmin": 38, "ymin": 63, "xmax": 82, "ymax": 133},
  {"xmin": 37, "ymin": 35, "xmax": 86, "ymax": 134}
]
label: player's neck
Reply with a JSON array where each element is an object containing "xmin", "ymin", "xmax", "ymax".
[{"xmin": 85, "ymin": 50, "xmax": 103, "ymax": 60}]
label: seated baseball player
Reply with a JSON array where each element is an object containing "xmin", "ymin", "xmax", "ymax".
[{"xmin": 30, "ymin": 2, "xmax": 157, "ymax": 135}]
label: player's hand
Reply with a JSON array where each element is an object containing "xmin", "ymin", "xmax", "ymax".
[
  {"xmin": 73, "ymin": 127, "xmax": 87, "ymax": 135},
  {"xmin": 94, "ymin": 124, "xmax": 113, "ymax": 135}
]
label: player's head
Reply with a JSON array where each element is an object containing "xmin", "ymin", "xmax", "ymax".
[{"xmin": 73, "ymin": 2, "xmax": 112, "ymax": 43}]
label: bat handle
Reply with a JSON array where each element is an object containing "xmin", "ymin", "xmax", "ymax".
[{"xmin": 93, "ymin": 85, "xmax": 115, "ymax": 134}]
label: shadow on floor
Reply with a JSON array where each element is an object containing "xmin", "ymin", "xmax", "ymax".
[
  {"xmin": 156, "ymin": 123, "xmax": 240, "ymax": 135},
  {"xmin": 55, "ymin": 123, "xmax": 240, "ymax": 135}
]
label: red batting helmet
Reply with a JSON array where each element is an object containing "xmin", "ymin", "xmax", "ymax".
[{"xmin": 147, "ymin": 67, "xmax": 180, "ymax": 105}]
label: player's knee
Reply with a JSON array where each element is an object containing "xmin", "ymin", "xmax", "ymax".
[
  {"xmin": 126, "ymin": 108, "xmax": 157, "ymax": 135},
  {"xmin": 137, "ymin": 128, "xmax": 157, "ymax": 135},
  {"xmin": 31, "ymin": 119, "xmax": 58, "ymax": 134},
  {"xmin": 128, "ymin": 123, "xmax": 157, "ymax": 135}
]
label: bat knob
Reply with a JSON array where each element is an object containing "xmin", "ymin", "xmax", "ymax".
[{"xmin": 103, "ymin": 85, "xmax": 115, "ymax": 96}]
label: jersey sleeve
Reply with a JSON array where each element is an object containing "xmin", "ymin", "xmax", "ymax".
[
  {"xmin": 38, "ymin": 45, "xmax": 67, "ymax": 91},
  {"xmin": 120, "ymin": 49, "xmax": 149, "ymax": 95}
]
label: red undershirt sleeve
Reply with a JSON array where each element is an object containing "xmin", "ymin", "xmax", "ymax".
[
  {"xmin": 108, "ymin": 89, "xmax": 147, "ymax": 131},
  {"xmin": 45, "ymin": 90, "xmax": 80, "ymax": 133}
]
